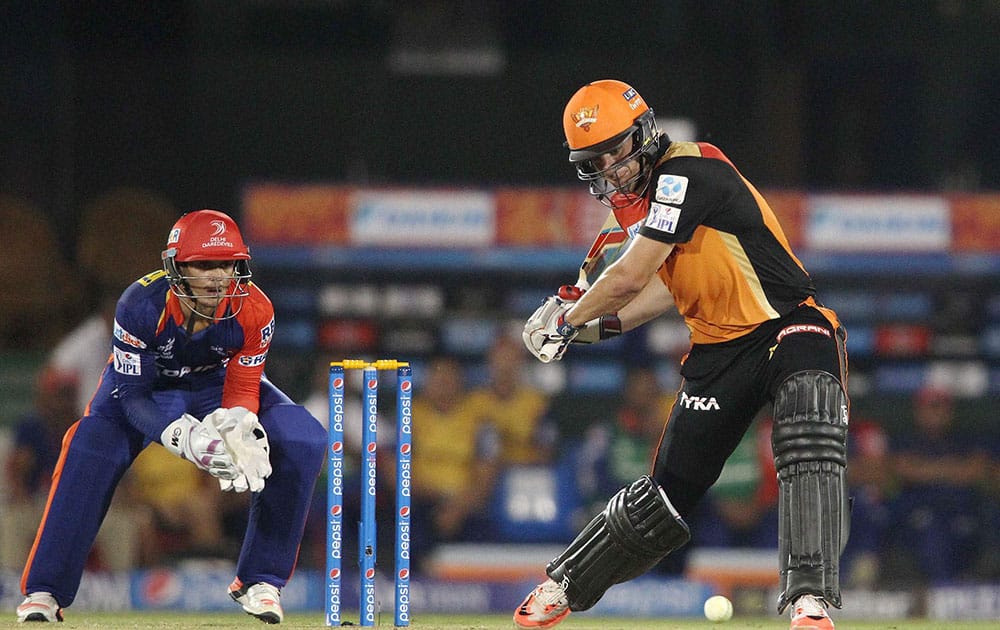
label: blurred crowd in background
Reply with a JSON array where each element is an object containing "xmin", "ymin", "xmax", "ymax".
[
  {"xmin": 2, "ymin": 239, "xmax": 998, "ymax": 591},
  {"xmin": 2, "ymin": 1, "xmax": 999, "ymax": 601}
]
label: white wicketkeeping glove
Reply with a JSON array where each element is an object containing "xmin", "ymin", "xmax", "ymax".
[
  {"xmin": 160, "ymin": 414, "xmax": 240, "ymax": 480},
  {"xmin": 523, "ymin": 293, "xmax": 581, "ymax": 363},
  {"xmin": 204, "ymin": 406, "xmax": 272, "ymax": 493}
]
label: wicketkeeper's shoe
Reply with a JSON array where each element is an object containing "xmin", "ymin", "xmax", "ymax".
[
  {"xmin": 229, "ymin": 578, "xmax": 283, "ymax": 624},
  {"xmin": 16, "ymin": 592, "xmax": 63, "ymax": 623},
  {"xmin": 789, "ymin": 594, "xmax": 834, "ymax": 630},
  {"xmin": 514, "ymin": 578, "xmax": 571, "ymax": 629}
]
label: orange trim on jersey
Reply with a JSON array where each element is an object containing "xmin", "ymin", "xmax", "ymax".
[
  {"xmin": 802, "ymin": 296, "xmax": 842, "ymax": 330},
  {"xmin": 746, "ymin": 182, "xmax": 808, "ymax": 274},
  {"xmin": 81, "ymin": 355, "xmax": 113, "ymax": 416},
  {"xmin": 157, "ymin": 290, "xmax": 185, "ymax": 336},
  {"xmin": 695, "ymin": 142, "xmax": 732, "ymax": 165},
  {"xmin": 211, "ymin": 281, "xmax": 246, "ymax": 320},
  {"xmin": 159, "ymin": 285, "xmax": 246, "ymax": 333},
  {"xmin": 695, "ymin": 142, "xmax": 806, "ymax": 276},
  {"xmin": 20, "ymin": 420, "xmax": 81, "ymax": 594},
  {"xmin": 650, "ymin": 387, "xmax": 681, "ymax": 476}
]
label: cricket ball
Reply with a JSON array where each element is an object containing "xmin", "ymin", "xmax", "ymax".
[{"xmin": 704, "ymin": 595, "xmax": 733, "ymax": 622}]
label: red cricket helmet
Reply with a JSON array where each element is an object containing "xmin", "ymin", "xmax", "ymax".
[
  {"xmin": 163, "ymin": 209, "xmax": 251, "ymax": 263},
  {"xmin": 161, "ymin": 209, "xmax": 252, "ymax": 319}
]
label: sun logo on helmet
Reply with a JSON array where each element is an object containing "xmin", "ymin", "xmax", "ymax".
[
  {"xmin": 210, "ymin": 220, "xmax": 227, "ymax": 236},
  {"xmin": 572, "ymin": 105, "xmax": 599, "ymax": 131}
]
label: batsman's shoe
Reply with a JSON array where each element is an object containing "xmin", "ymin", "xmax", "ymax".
[
  {"xmin": 229, "ymin": 579, "xmax": 283, "ymax": 624},
  {"xmin": 790, "ymin": 594, "xmax": 834, "ymax": 630},
  {"xmin": 16, "ymin": 592, "xmax": 63, "ymax": 623},
  {"xmin": 514, "ymin": 578, "xmax": 570, "ymax": 629}
]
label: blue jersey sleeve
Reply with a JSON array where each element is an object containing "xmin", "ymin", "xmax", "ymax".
[{"xmin": 110, "ymin": 279, "xmax": 173, "ymax": 440}]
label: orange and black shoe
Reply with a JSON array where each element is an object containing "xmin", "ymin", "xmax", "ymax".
[
  {"xmin": 514, "ymin": 579, "xmax": 571, "ymax": 629},
  {"xmin": 789, "ymin": 594, "xmax": 834, "ymax": 630}
]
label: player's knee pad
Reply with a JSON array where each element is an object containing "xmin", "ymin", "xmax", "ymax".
[
  {"xmin": 772, "ymin": 370, "xmax": 849, "ymax": 612},
  {"xmin": 546, "ymin": 475, "xmax": 690, "ymax": 611}
]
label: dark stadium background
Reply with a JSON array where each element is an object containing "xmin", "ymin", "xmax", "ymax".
[{"xmin": 1, "ymin": 2, "xmax": 998, "ymax": 618}]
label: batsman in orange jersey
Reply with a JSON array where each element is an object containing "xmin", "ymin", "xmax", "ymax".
[{"xmin": 517, "ymin": 80, "xmax": 849, "ymax": 630}]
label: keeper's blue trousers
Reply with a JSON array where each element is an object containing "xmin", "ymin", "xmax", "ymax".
[{"xmin": 20, "ymin": 371, "xmax": 326, "ymax": 607}]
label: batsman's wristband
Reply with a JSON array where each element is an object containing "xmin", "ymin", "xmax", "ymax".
[
  {"xmin": 556, "ymin": 314, "xmax": 580, "ymax": 338},
  {"xmin": 598, "ymin": 314, "xmax": 622, "ymax": 339}
]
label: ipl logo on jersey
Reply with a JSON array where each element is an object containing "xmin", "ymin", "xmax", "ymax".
[
  {"xmin": 113, "ymin": 346, "xmax": 141, "ymax": 376},
  {"xmin": 645, "ymin": 202, "xmax": 682, "ymax": 235}
]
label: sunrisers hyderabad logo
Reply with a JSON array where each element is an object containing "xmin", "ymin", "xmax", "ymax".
[{"xmin": 572, "ymin": 105, "xmax": 599, "ymax": 131}]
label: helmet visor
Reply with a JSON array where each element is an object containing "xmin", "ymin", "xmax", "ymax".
[
  {"xmin": 162, "ymin": 253, "xmax": 253, "ymax": 320},
  {"xmin": 574, "ymin": 130, "xmax": 647, "ymax": 194},
  {"xmin": 569, "ymin": 110, "xmax": 659, "ymax": 209}
]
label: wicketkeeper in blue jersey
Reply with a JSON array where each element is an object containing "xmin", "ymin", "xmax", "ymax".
[{"xmin": 16, "ymin": 209, "xmax": 327, "ymax": 624}]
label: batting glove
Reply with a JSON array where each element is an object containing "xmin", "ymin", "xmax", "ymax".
[
  {"xmin": 552, "ymin": 285, "xmax": 623, "ymax": 344},
  {"xmin": 523, "ymin": 292, "xmax": 581, "ymax": 363},
  {"xmin": 529, "ymin": 285, "xmax": 622, "ymax": 347}
]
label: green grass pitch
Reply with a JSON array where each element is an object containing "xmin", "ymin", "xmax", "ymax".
[{"xmin": 9, "ymin": 612, "xmax": 997, "ymax": 629}]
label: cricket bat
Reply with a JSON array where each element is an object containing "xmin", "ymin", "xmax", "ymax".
[
  {"xmin": 576, "ymin": 202, "xmax": 648, "ymax": 289},
  {"xmin": 530, "ymin": 202, "xmax": 648, "ymax": 363}
]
